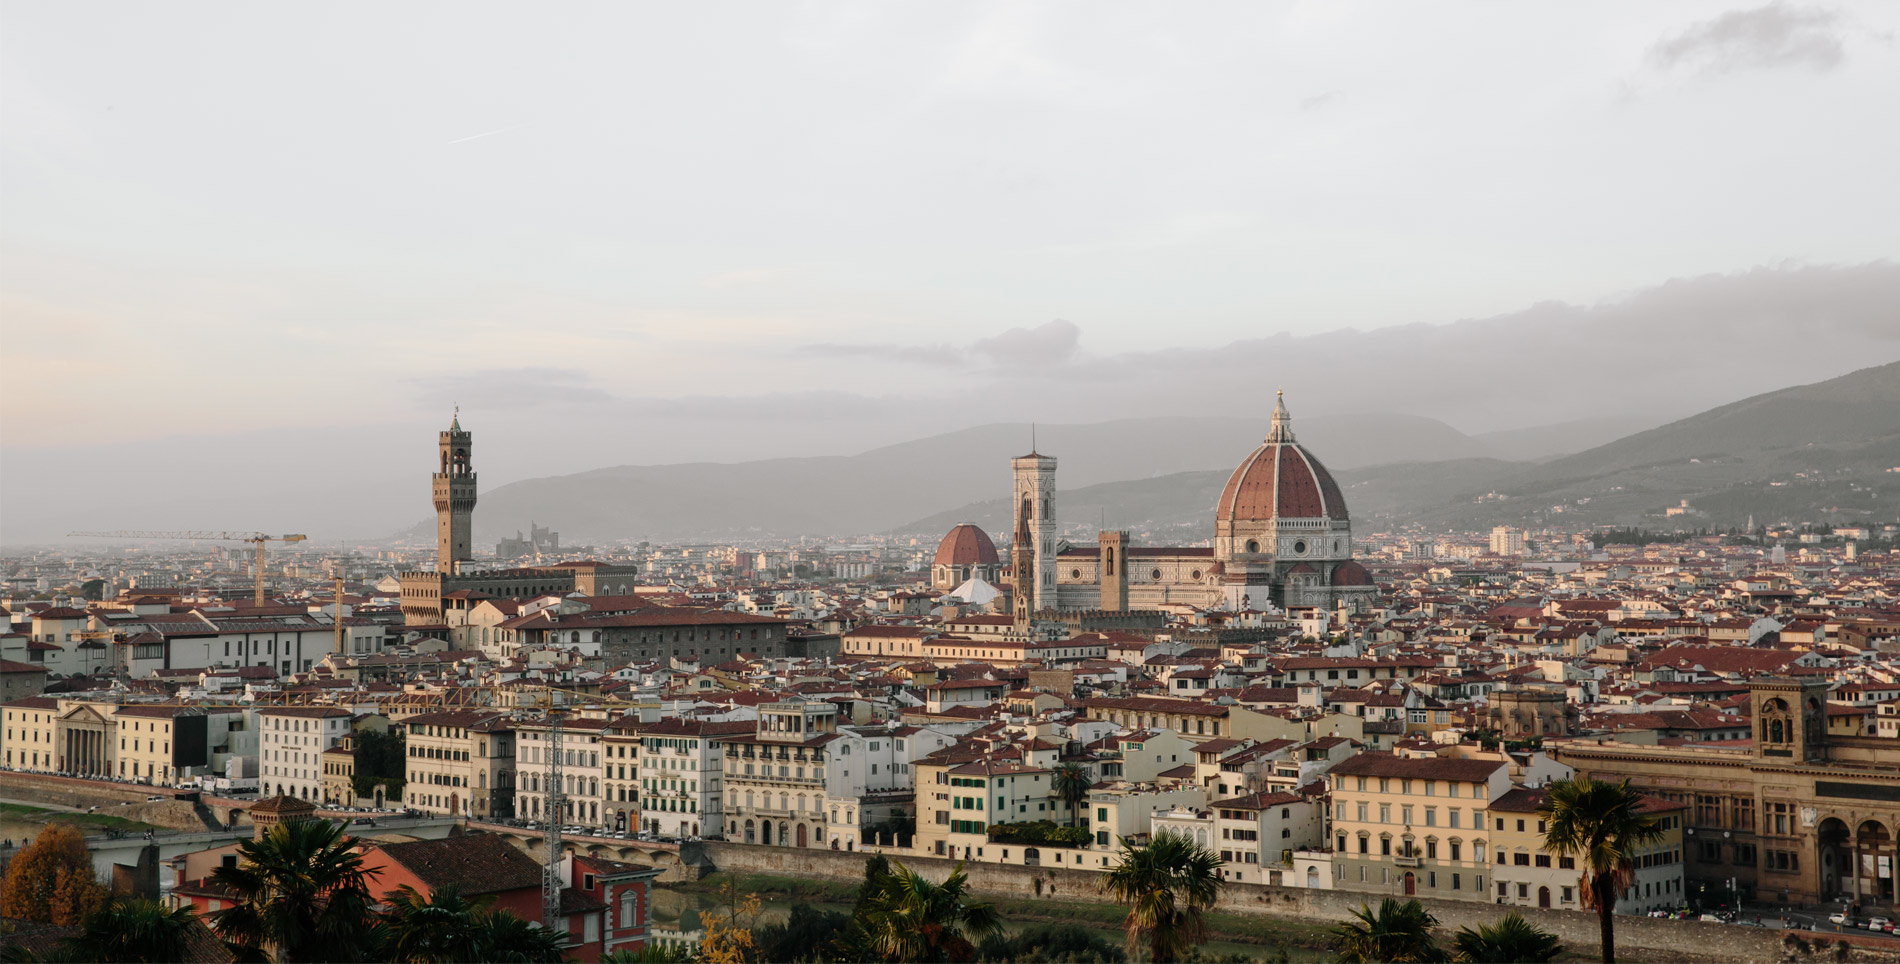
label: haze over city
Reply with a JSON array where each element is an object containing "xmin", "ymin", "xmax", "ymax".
[{"xmin": 3, "ymin": 2, "xmax": 1898, "ymax": 543}]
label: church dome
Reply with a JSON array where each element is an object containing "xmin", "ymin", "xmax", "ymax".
[
  {"xmin": 934, "ymin": 524, "xmax": 1000, "ymax": 566},
  {"xmin": 1215, "ymin": 392, "xmax": 1350, "ymax": 523},
  {"xmin": 1331, "ymin": 560, "xmax": 1374, "ymax": 586}
]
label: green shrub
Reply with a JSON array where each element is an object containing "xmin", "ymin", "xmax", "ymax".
[{"xmin": 986, "ymin": 821, "xmax": 1092, "ymax": 847}]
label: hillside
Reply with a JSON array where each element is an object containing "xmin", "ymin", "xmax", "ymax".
[
  {"xmin": 1386, "ymin": 361, "xmax": 1900, "ymax": 529},
  {"xmin": 407, "ymin": 412, "xmax": 1494, "ymax": 543},
  {"xmin": 400, "ymin": 362, "xmax": 1900, "ymax": 545},
  {"xmin": 903, "ymin": 362, "xmax": 1900, "ymax": 538}
]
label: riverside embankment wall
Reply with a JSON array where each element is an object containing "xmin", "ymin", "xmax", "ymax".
[
  {"xmin": 0, "ymin": 771, "xmax": 211, "ymax": 831},
  {"xmin": 701, "ymin": 841, "xmax": 1895, "ymax": 963}
]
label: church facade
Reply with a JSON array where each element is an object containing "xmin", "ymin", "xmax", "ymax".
[{"xmin": 999, "ymin": 393, "xmax": 1376, "ymax": 616}]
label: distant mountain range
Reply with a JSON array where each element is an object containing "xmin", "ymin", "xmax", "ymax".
[
  {"xmin": 412, "ymin": 412, "xmax": 1515, "ymax": 544},
  {"xmin": 403, "ymin": 361, "xmax": 1898, "ymax": 546},
  {"xmin": 908, "ymin": 361, "xmax": 1900, "ymax": 537}
]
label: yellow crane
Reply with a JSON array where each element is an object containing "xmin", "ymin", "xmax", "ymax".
[{"xmin": 67, "ymin": 530, "xmax": 309, "ymax": 606}]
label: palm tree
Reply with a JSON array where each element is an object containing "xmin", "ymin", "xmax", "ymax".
[
  {"xmin": 1331, "ymin": 898, "xmax": 1446, "ymax": 964},
  {"xmin": 474, "ymin": 909, "xmax": 570, "ymax": 963},
  {"xmin": 1101, "ymin": 833, "xmax": 1224, "ymax": 964},
  {"xmin": 1053, "ymin": 763, "xmax": 1092, "ymax": 829},
  {"xmin": 1450, "ymin": 913, "xmax": 1562, "ymax": 963},
  {"xmin": 377, "ymin": 885, "xmax": 491, "ymax": 963},
  {"xmin": 1538, "ymin": 778, "xmax": 1665, "ymax": 964},
  {"xmin": 17, "ymin": 898, "xmax": 202, "ymax": 964},
  {"xmin": 855, "ymin": 861, "xmax": 1002, "ymax": 963},
  {"xmin": 209, "ymin": 818, "xmax": 380, "ymax": 963}
]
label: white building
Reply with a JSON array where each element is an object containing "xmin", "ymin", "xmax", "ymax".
[
  {"xmin": 258, "ymin": 706, "xmax": 353, "ymax": 801},
  {"xmin": 516, "ymin": 716, "xmax": 607, "ymax": 828},
  {"xmin": 637, "ymin": 717, "xmax": 751, "ymax": 838},
  {"xmin": 1490, "ymin": 527, "xmax": 1526, "ymax": 557}
]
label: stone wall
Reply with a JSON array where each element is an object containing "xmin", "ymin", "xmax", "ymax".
[
  {"xmin": 700, "ymin": 841, "xmax": 1895, "ymax": 963},
  {"xmin": 0, "ymin": 771, "xmax": 209, "ymax": 831}
]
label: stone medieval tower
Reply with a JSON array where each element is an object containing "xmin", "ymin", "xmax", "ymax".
[
  {"xmin": 1010, "ymin": 449, "xmax": 1057, "ymax": 624},
  {"xmin": 434, "ymin": 412, "xmax": 478, "ymax": 574},
  {"xmin": 1099, "ymin": 530, "xmax": 1129, "ymax": 612}
]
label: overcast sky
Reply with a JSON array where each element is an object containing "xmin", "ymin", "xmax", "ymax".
[{"xmin": 3, "ymin": 2, "xmax": 1897, "ymax": 541}]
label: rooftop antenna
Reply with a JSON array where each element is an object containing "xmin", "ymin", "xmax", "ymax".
[{"xmin": 1031, "ymin": 422, "xmax": 1037, "ymax": 454}]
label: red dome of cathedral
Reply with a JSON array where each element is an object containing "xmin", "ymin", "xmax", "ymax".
[
  {"xmin": 1215, "ymin": 392, "xmax": 1350, "ymax": 523},
  {"xmin": 934, "ymin": 524, "xmax": 1000, "ymax": 566},
  {"xmin": 1330, "ymin": 560, "xmax": 1374, "ymax": 586}
]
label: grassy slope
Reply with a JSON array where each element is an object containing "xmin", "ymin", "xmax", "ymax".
[{"xmin": 0, "ymin": 802, "xmax": 160, "ymax": 833}]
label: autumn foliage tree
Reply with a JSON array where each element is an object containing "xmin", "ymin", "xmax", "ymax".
[
  {"xmin": 0, "ymin": 825, "xmax": 106, "ymax": 926},
  {"xmin": 697, "ymin": 879, "xmax": 762, "ymax": 964}
]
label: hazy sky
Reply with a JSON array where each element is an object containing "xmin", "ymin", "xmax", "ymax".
[{"xmin": 3, "ymin": 2, "xmax": 1898, "ymax": 542}]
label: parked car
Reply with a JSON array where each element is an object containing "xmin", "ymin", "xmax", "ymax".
[{"xmin": 1865, "ymin": 917, "xmax": 1891, "ymax": 931}]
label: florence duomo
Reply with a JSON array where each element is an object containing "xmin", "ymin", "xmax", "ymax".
[
  {"xmin": 5, "ymin": 4, "xmax": 1898, "ymax": 964},
  {"xmin": 940, "ymin": 390, "xmax": 1376, "ymax": 621}
]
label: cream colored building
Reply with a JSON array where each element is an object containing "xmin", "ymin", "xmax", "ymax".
[
  {"xmin": 322, "ymin": 742, "xmax": 356, "ymax": 805},
  {"xmin": 516, "ymin": 716, "xmax": 606, "ymax": 828},
  {"xmin": 2, "ymin": 696, "xmax": 59, "ymax": 771},
  {"xmin": 722, "ymin": 699, "xmax": 840, "ymax": 849},
  {"xmin": 1327, "ymin": 752, "xmax": 1512, "ymax": 902},
  {"xmin": 1488, "ymin": 785, "xmax": 1687, "ymax": 915},
  {"xmin": 401, "ymin": 708, "xmax": 516, "ymax": 819}
]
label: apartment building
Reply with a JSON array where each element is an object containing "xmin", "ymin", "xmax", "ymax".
[
  {"xmin": 841, "ymin": 624, "xmax": 930, "ymax": 659},
  {"xmin": 2, "ymin": 697, "xmax": 247, "ymax": 784},
  {"xmin": 1103, "ymin": 728, "xmax": 1197, "ymax": 784},
  {"xmin": 1328, "ymin": 753, "xmax": 1512, "ymax": 902},
  {"xmin": 1210, "ymin": 789, "xmax": 1328, "ymax": 885},
  {"xmin": 259, "ymin": 706, "xmax": 354, "ymax": 801},
  {"xmin": 638, "ymin": 717, "xmax": 750, "ymax": 838},
  {"xmin": 602, "ymin": 715, "xmax": 645, "ymax": 835},
  {"xmin": 516, "ymin": 716, "xmax": 608, "ymax": 827},
  {"xmin": 4, "ymin": 697, "xmax": 67, "ymax": 773},
  {"xmin": 824, "ymin": 722, "xmax": 959, "ymax": 843},
  {"xmin": 916, "ymin": 758, "xmax": 1063, "ymax": 860},
  {"xmin": 1087, "ymin": 782, "xmax": 1208, "ymax": 852},
  {"xmin": 113, "ymin": 705, "xmax": 211, "ymax": 785},
  {"xmin": 1488, "ymin": 786, "xmax": 1687, "ymax": 915},
  {"xmin": 401, "ymin": 708, "xmax": 516, "ymax": 819},
  {"xmin": 722, "ymin": 698, "xmax": 839, "ymax": 848},
  {"xmin": 322, "ymin": 740, "xmax": 356, "ymax": 805}
]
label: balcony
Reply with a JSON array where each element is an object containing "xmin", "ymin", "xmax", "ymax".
[{"xmin": 1393, "ymin": 856, "xmax": 1422, "ymax": 868}]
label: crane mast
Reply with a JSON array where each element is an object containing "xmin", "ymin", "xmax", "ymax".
[
  {"xmin": 66, "ymin": 530, "xmax": 307, "ymax": 605},
  {"xmin": 542, "ymin": 711, "xmax": 566, "ymax": 934}
]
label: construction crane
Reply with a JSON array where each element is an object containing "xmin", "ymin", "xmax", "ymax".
[
  {"xmin": 542, "ymin": 711, "xmax": 567, "ymax": 932},
  {"xmin": 329, "ymin": 560, "xmax": 348, "ymax": 659},
  {"xmin": 67, "ymin": 531, "xmax": 308, "ymax": 606}
]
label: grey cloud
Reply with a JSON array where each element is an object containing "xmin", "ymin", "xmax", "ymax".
[
  {"xmin": 411, "ymin": 367, "xmax": 616, "ymax": 409},
  {"xmin": 803, "ymin": 319, "xmax": 1082, "ymax": 369},
  {"xmin": 800, "ymin": 342, "xmax": 967, "ymax": 366},
  {"xmin": 1048, "ymin": 262, "xmax": 1900, "ymax": 433},
  {"xmin": 970, "ymin": 319, "xmax": 1081, "ymax": 367},
  {"xmin": 1650, "ymin": 2, "xmax": 1848, "ymax": 73},
  {"xmin": 631, "ymin": 390, "xmax": 940, "ymax": 422}
]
